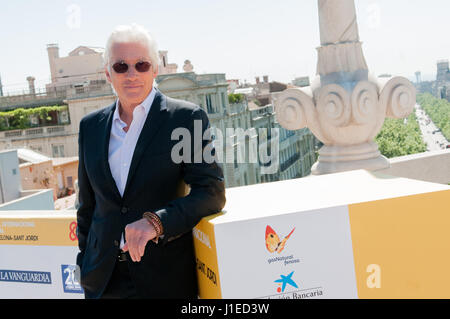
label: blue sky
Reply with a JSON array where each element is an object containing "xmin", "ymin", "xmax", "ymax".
[{"xmin": 0, "ymin": 0, "xmax": 449, "ymax": 93}]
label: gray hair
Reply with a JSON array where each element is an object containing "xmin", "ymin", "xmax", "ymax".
[{"xmin": 104, "ymin": 23, "xmax": 160, "ymax": 71}]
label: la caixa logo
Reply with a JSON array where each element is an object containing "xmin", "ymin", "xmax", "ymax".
[{"xmin": 274, "ymin": 271, "xmax": 299, "ymax": 293}]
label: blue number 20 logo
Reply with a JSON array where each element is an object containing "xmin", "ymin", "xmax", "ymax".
[{"xmin": 61, "ymin": 265, "xmax": 84, "ymax": 294}]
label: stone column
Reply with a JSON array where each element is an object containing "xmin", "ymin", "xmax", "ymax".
[
  {"xmin": 27, "ymin": 76, "xmax": 36, "ymax": 95},
  {"xmin": 318, "ymin": 0, "xmax": 359, "ymax": 44},
  {"xmin": 275, "ymin": 0, "xmax": 416, "ymax": 175},
  {"xmin": 0, "ymin": 74, "xmax": 4, "ymax": 97}
]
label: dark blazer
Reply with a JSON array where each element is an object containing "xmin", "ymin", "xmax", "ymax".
[{"xmin": 76, "ymin": 89, "xmax": 226, "ymax": 299}]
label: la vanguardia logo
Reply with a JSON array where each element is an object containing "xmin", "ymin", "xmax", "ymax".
[{"xmin": 0, "ymin": 269, "xmax": 51, "ymax": 284}]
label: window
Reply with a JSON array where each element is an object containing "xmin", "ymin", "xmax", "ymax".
[
  {"xmin": 221, "ymin": 92, "xmax": 226, "ymax": 109},
  {"xmin": 59, "ymin": 110, "xmax": 69, "ymax": 123},
  {"xmin": 52, "ymin": 145, "xmax": 65, "ymax": 157},
  {"xmin": 205, "ymin": 94, "xmax": 213, "ymax": 113},
  {"xmin": 67, "ymin": 176, "xmax": 73, "ymax": 188},
  {"xmin": 75, "ymin": 85, "xmax": 84, "ymax": 94},
  {"xmin": 30, "ymin": 115, "xmax": 39, "ymax": 125}
]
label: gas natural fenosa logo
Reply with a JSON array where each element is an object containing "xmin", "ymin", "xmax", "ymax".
[{"xmin": 265, "ymin": 225, "xmax": 295, "ymax": 253}]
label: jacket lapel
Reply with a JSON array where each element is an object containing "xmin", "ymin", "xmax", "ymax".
[
  {"xmin": 98, "ymin": 103, "xmax": 122, "ymax": 201},
  {"xmin": 122, "ymin": 90, "xmax": 169, "ymax": 200}
]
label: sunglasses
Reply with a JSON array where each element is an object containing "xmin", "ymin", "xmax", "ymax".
[{"xmin": 112, "ymin": 61, "xmax": 151, "ymax": 73}]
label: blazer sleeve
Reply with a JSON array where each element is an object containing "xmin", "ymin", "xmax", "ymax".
[
  {"xmin": 154, "ymin": 106, "xmax": 226, "ymax": 245},
  {"xmin": 76, "ymin": 119, "xmax": 96, "ymax": 268}
]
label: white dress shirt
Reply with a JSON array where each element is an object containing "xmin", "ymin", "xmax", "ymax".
[{"xmin": 108, "ymin": 87, "xmax": 156, "ymax": 248}]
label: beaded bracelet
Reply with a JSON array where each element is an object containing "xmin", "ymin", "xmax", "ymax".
[
  {"xmin": 143, "ymin": 212, "xmax": 162, "ymax": 236},
  {"xmin": 143, "ymin": 211, "xmax": 164, "ymax": 237}
]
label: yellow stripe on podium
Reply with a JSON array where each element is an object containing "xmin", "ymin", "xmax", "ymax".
[
  {"xmin": 0, "ymin": 217, "xmax": 78, "ymax": 247},
  {"xmin": 193, "ymin": 212, "xmax": 223, "ymax": 299},
  {"xmin": 348, "ymin": 189, "xmax": 450, "ymax": 298}
]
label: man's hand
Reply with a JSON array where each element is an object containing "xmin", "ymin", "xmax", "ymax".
[{"xmin": 122, "ymin": 218, "xmax": 156, "ymax": 262}]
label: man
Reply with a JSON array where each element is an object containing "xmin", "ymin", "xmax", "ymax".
[{"xmin": 76, "ymin": 24, "xmax": 226, "ymax": 299}]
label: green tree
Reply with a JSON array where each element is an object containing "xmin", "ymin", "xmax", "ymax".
[
  {"xmin": 228, "ymin": 93, "xmax": 244, "ymax": 104},
  {"xmin": 0, "ymin": 105, "xmax": 68, "ymax": 131},
  {"xmin": 375, "ymin": 113, "xmax": 427, "ymax": 158},
  {"xmin": 417, "ymin": 93, "xmax": 450, "ymax": 141}
]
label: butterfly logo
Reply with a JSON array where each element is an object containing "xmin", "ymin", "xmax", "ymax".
[{"xmin": 265, "ymin": 225, "xmax": 295, "ymax": 253}]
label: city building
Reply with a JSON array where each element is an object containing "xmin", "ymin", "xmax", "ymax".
[
  {"xmin": 52, "ymin": 156, "xmax": 78, "ymax": 197},
  {"xmin": 249, "ymin": 103, "xmax": 318, "ymax": 184},
  {"xmin": 155, "ymin": 71, "xmax": 258, "ymax": 187},
  {"xmin": 253, "ymin": 75, "xmax": 289, "ymax": 106},
  {"xmin": 0, "ymin": 45, "xmax": 195, "ymax": 159},
  {"xmin": 156, "ymin": 71, "xmax": 318, "ymax": 188},
  {"xmin": 0, "ymin": 93, "xmax": 115, "ymax": 157},
  {"xmin": 291, "ymin": 76, "xmax": 310, "ymax": 87},
  {"xmin": 1, "ymin": 42, "xmax": 318, "ymax": 189},
  {"xmin": 17, "ymin": 148, "xmax": 78, "ymax": 200},
  {"xmin": 46, "ymin": 44, "xmax": 107, "ymax": 94},
  {"xmin": 0, "ymin": 149, "xmax": 54, "ymax": 210},
  {"xmin": 227, "ymin": 79, "xmax": 240, "ymax": 93},
  {"xmin": 0, "ymin": 149, "xmax": 21, "ymax": 204},
  {"xmin": 0, "ymin": 42, "xmax": 117, "ymax": 157},
  {"xmin": 415, "ymin": 59, "xmax": 450, "ymax": 101},
  {"xmin": 17, "ymin": 148, "xmax": 56, "ymax": 198},
  {"xmin": 158, "ymin": 51, "xmax": 178, "ymax": 75},
  {"xmin": 435, "ymin": 59, "xmax": 450, "ymax": 100}
]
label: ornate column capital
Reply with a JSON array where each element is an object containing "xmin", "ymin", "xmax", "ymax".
[{"xmin": 275, "ymin": 0, "xmax": 416, "ymax": 175}]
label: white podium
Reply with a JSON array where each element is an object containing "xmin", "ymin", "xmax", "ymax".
[
  {"xmin": 193, "ymin": 170, "xmax": 450, "ymax": 299},
  {"xmin": 0, "ymin": 210, "xmax": 83, "ymax": 298}
]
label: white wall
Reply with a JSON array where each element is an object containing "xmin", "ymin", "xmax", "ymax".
[
  {"xmin": 0, "ymin": 150, "xmax": 21, "ymax": 204},
  {"xmin": 376, "ymin": 149, "xmax": 450, "ymax": 185},
  {"xmin": 0, "ymin": 189, "xmax": 54, "ymax": 211}
]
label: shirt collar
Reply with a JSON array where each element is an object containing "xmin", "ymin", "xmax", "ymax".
[{"xmin": 113, "ymin": 86, "xmax": 157, "ymax": 123}]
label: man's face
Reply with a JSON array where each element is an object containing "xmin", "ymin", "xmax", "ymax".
[{"xmin": 105, "ymin": 42, "xmax": 158, "ymax": 107}]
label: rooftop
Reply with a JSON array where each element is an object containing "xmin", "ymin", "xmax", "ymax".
[
  {"xmin": 52, "ymin": 156, "xmax": 78, "ymax": 166},
  {"xmin": 16, "ymin": 148, "xmax": 51, "ymax": 164}
]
